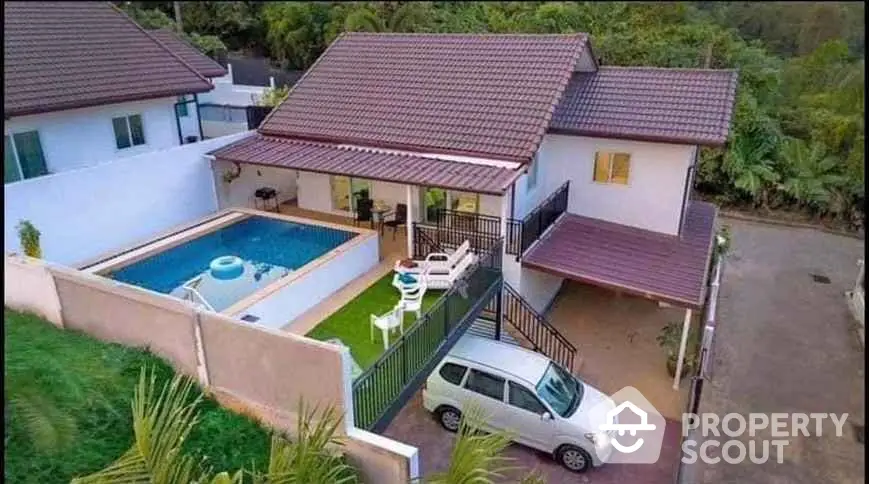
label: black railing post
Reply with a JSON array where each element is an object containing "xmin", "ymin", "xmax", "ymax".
[{"xmin": 494, "ymin": 282, "xmax": 503, "ymax": 341}]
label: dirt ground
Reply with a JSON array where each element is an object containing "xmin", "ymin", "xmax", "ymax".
[
  {"xmin": 546, "ymin": 283, "xmax": 694, "ymax": 420},
  {"xmin": 679, "ymin": 218, "xmax": 865, "ymax": 483}
]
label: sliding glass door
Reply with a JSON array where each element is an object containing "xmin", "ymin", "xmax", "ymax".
[{"xmin": 330, "ymin": 175, "xmax": 371, "ymax": 213}]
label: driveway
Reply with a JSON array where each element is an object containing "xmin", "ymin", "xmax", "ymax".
[
  {"xmin": 680, "ymin": 218, "xmax": 865, "ymax": 483},
  {"xmin": 384, "ymin": 391, "xmax": 682, "ymax": 483}
]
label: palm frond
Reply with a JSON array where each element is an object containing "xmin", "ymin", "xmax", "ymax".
[
  {"xmin": 71, "ymin": 367, "xmax": 206, "ymax": 484},
  {"xmin": 425, "ymin": 404, "xmax": 519, "ymax": 484}
]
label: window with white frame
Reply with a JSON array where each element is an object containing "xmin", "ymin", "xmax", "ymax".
[
  {"xmin": 5, "ymin": 131, "xmax": 48, "ymax": 184},
  {"xmin": 593, "ymin": 151, "xmax": 631, "ymax": 185},
  {"xmin": 112, "ymin": 114, "xmax": 146, "ymax": 150},
  {"xmin": 526, "ymin": 154, "xmax": 539, "ymax": 190}
]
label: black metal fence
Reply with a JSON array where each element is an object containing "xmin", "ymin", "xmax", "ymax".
[
  {"xmin": 435, "ymin": 209, "xmax": 501, "ymax": 235},
  {"xmin": 198, "ymin": 103, "xmax": 273, "ymax": 130},
  {"xmin": 504, "ymin": 181, "xmax": 570, "ymax": 258},
  {"xmin": 353, "ymin": 239, "xmax": 504, "ymax": 432},
  {"xmin": 488, "ymin": 282, "xmax": 577, "ymax": 371},
  {"xmin": 412, "ymin": 222, "xmax": 501, "ymax": 259}
]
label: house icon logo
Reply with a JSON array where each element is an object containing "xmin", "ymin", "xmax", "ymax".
[{"xmin": 587, "ymin": 386, "xmax": 666, "ymax": 464}]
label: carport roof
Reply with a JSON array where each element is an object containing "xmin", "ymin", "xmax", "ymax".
[
  {"xmin": 209, "ymin": 134, "xmax": 523, "ymax": 195},
  {"xmin": 522, "ymin": 202, "xmax": 717, "ymax": 309}
]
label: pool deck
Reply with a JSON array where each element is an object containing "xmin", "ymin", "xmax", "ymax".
[{"xmin": 277, "ymin": 201, "xmax": 411, "ymax": 335}]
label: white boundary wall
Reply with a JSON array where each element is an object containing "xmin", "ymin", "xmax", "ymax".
[{"xmin": 4, "ymin": 131, "xmax": 253, "ymax": 267}]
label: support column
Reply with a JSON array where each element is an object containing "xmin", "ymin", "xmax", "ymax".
[
  {"xmin": 406, "ymin": 185, "xmax": 415, "ymax": 258},
  {"xmin": 494, "ymin": 281, "xmax": 503, "ymax": 341},
  {"xmin": 672, "ymin": 308, "xmax": 693, "ymax": 390}
]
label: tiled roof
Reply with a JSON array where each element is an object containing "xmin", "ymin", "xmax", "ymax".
[
  {"xmin": 522, "ymin": 202, "xmax": 717, "ymax": 308},
  {"xmin": 148, "ymin": 28, "xmax": 227, "ymax": 78},
  {"xmin": 4, "ymin": 2, "xmax": 213, "ymax": 117},
  {"xmin": 550, "ymin": 67, "xmax": 738, "ymax": 146},
  {"xmin": 209, "ymin": 135, "xmax": 522, "ymax": 195},
  {"xmin": 259, "ymin": 33, "xmax": 588, "ymax": 163}
]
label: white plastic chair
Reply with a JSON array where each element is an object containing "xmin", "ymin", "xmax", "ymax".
[
  {"xmin": 393, "ymin": 240, "xmax": 471, "ymax": 275},
  {"xmin": 369, "ymin": 304, "xmax": 404, "ymax": 350},
  {"xmin": 398, "ymin": 280, "xmax": 427, "ymax": 320}
]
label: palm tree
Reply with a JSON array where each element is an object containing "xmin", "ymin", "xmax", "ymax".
[
  {"xmin": 778, "ymin": 137, "xmax": 847, "ymax": 214},
  {"xmin": 722, "ymin": 129, "xmax": 780, "ymax": 208},
  {"xmin": 422, "ymin": 405, "xmax": 545, "ymax": 484},
  {"xmin": 72, "ymin": 368, "xmax": 356, "ymax": 484},
  {"xmin": 344, "ymin": 3, "xmax": 432, "ymax": 33}
]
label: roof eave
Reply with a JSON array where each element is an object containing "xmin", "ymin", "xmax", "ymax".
[
  {"xmin": 546, "ymin": 127, "xmax": 728, "ymax": 148},
  {"xmin": 5, "ymin": 84, "xmax": 213, "ymax": 119}
]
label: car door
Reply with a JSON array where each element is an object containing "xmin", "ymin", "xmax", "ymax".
[
  {"xmin": 461, "ymin": 368, "xmax": 509, "ymax": 432},
  {"xmin": 502, "ymin": 380, "xmax": 557, "ymax": 452}
]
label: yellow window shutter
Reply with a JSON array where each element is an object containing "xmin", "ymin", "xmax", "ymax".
[
  {"xmin": 593, "ymin": 152, "xmax": 611, "ymax": 182},
  {"xmin": 611, "ymin": 153, "xmax": 631, "ymax": 184}
]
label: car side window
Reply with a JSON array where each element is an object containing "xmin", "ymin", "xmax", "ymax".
[
  {"xmin": 464, "ymin": 369, "xmax": 505, "ymax": 401},
  {"xmin": 439, "ymin": 362, "xmax": 468, "ymax": 385},
  {"xmin": 508, "ymin": 381, "xmax": 547, "ymax": 415}
]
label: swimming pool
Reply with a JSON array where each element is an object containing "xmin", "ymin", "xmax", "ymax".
[{"xmin": 105, "ymin": 214, "xmax": 359, "ymax": 312}]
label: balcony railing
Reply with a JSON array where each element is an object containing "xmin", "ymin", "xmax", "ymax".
[
  {"xmin": 353, "ymin": 238, "xmax": 504, "ymax": 432},
  {"xmin": 506, "ymin": 181, "xmax": 570, "ymax": 258}
]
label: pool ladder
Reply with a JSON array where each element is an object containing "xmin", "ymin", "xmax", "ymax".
[{"xmin": 181, "ymin": 275, "xmax": 216, "ymax": 312}]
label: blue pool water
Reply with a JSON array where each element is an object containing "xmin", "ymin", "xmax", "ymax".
[{"xmin": 109, "ymin": 216, "xmax": 356, "ymax": 310}]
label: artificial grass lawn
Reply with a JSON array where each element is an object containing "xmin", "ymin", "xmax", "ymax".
[
  {"xmin": 4, "ymin": 308, "xmax": 271, "ymax": 484},
  {"xmin": 306, "ymin": 274, "xmax": 443, "ymax": 369}
]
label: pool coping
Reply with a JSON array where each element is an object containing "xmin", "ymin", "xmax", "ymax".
[{"xmin": 80, "ymin": 207, "xmax": 379, "ymax": 318}]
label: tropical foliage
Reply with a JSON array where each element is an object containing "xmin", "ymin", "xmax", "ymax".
[
  {"xmin": 113, "ymin": 1, "xmax": 865, "ymax": 230},
  {"xmin": 16, "ymin": 219, "xmax": 42, "ymax": 258}
]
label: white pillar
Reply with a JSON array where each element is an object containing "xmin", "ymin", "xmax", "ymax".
[
  {"xmin": 406, "ymin": 185, "xmax": 415, "ymax": 258},
  {"xmin": 672, "ymin": 308, "xmax": 693, "ymax": 390}
]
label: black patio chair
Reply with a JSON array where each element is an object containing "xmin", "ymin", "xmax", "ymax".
[
  {"xmin": 355, "ymin": 198, "xmax": 374, "ymax": 229},
  {"xmin": 382, "ymin": 203, "xmax": 407, "ymax": 239}
]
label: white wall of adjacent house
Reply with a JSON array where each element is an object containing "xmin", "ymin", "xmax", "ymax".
[
  {"xmin": 4, "ymin": 96, "xmax": 202, "ymax": 176},
  {"xmin": 4, "ymin": 131, "xmax": 253, "ymax": 266},
  {"xmin": 512, "ymin": 134, "xmax": 695, "ymax": 235}
]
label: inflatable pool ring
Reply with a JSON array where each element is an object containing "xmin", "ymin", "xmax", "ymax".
[{"xmin": 210, "ymin": 256, "xmax": 244, "ymax": 280}]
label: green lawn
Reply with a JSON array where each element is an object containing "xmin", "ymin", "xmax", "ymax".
[
  {"xmin": 4, "ymin": 309, "xmax": 271, "ymax": 484},
  {"xmin": 306, "ymin": 274, "xmax": 443, "ymax": 370}
]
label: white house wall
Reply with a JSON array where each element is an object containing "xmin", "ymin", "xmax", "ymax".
[
  {"xmin": 4, "ymin": 131, "xmax": 252, "ymax": 266},
  {"xmin": 213, "ymin": 161, "xmax": 298, "ymax": 210},
  {"xmin": 513, "ymin": 134, "xmax": 694, "ymax": 235},
  {"xmin": 518, "ymin": 266, "xmax": 564, "ymax": 314},
  {"xmin": 6, "ymin": 97, "xmax": 187, "ymax": 174}
]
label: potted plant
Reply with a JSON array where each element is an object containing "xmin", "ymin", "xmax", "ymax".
[
  {"xmin": 16, "ymin": 220, "xmax": 42, "ymax": 259},
  {"xmin": 656, "ymin": 322, "xmax": 699, "ymax": 378}
]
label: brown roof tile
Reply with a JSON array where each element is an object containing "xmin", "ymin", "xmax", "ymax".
[
  {"xmin": 259, "ymin": 33, "xmax": 588, "ymax": 163},
  {"xmin": 209, "ymin": 135, "xmax": 522, "ymax": 195},
  {"xmin": 148, "ymin": 28, "xmax": 227, "ymax": 78},
  {"xmin": 522, "ymin": 202, "xmax": 717, "ymax": 308},
  {"xmin": 550, "ymin": 67, "xmax": 738, "ymax": 146},
  {"xmin": 4, "ymin": 2, "xmax": 213, "ymax": 117}
]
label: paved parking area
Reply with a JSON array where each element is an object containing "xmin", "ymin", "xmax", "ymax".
[
  {"xmin": 680, "ymin": 218, "xmax": 865, "ymax": 483},
  {"xmin": 384, "ymin": 391, "xmax": 682, "ymax": 483}
]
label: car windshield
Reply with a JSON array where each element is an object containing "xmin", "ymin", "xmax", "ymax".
[{"xmin": 535, "ymin": 362, "xmax": 584, "ymax": 417}]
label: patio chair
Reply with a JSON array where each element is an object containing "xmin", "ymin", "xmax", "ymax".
[
  {"xmin": 354, "ymin": 198, "xmax": 374, "ymax": 229},
  {"xmin": 422, "ymin": 252, "xmax": 476, "ymax": 290},
  {"xmin": 370, "ymin": 304, "xmax": 404, "ymax": 350},
  {"xmin": 393, "ymin": 240, "xmax": 473, "ymax": 276},
  {"xmin": 398, "ymin": 280, "xmax": 427, "ymax": 320},
  {"xmin": 382, "ymin": 203, "xmax": 407, "ymax": 239}
]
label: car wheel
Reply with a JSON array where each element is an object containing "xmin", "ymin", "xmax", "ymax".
[
  {"xmin": 556, "ymin": 444, "xmax": 592, "ymax": 473},
  {"xmin": 437, "ymin": 406, "xmax": 462, "ymax": 433}
]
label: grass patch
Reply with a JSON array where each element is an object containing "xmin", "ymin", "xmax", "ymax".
[
  {"xmin": 306, "ymin": 274, "xmax": 443, "ymax": 369},
  {"xmin": 4, "ymin": 308, "xmax": 271, "ymax": 483}
]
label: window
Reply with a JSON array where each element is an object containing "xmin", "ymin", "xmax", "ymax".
[
  {"xmin": 176, "ymin": 96, "xmax": 189, "ymax": 117},
  {"xmin": 450, "ymin": 191, "xmax": 479, "ymax": 213},
  {"xmin": 526, "ymin": 155, "xmax": 539, "ymax": 190},
  {"xmin": 112, "ymin": 114, "xmax": 146, "ymax": 149},
  {"xmin": 5, "ymin": 131, "xmax": 48, "ymax": 184},
  {"xmin": 439, "ymin": 363, "xmax": 468, "ymax": 385},
  {"xmin": 535, "ymin": 363, "xmax": 584, "ymax": 418},
  {"xmin": 593, "ymin": 151, "xmax": 631, "ymax": 185},
  {"xmin": 464, "ymin": 369, "xmax": 505, "ymax": 401},
  {"xmin": 508, "ymin": 382, "xmax": 547, "ymax": 415}
]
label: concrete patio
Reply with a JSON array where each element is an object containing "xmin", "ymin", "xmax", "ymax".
[{"xmin": 546, "ymin": 281, "xmax": 694, "ymax": 420}]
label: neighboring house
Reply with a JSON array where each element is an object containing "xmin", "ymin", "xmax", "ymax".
[
  {"xmin": 3, "ymin": 2, "xmax": 225, "ymax": 184},
  {"xmin": 210, "ymin": 32, "xmax": 736, "ymax": 382}
]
